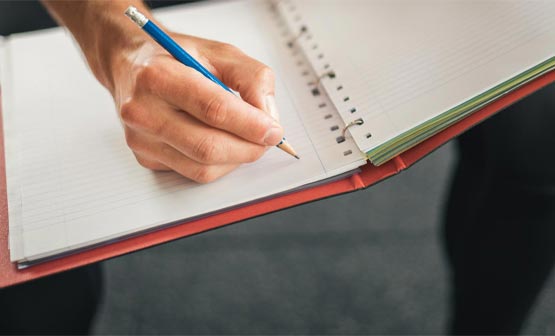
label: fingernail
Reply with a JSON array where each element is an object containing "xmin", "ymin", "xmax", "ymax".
[
  {"xmin": 263, "ymin": 121, "xmax": 283, "ymax": 145},
  {"xmin": 265, "ymin": 95, "xmax": 280, "ymax": 121}
]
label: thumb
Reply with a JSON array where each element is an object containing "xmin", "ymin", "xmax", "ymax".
[{"xmin": 210, "ymin": 48, "xmax": 280, "ymax": 121}]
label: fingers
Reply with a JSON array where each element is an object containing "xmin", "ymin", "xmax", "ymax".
[
  {"xmin": 125, "ymin": 129, "xmax": 239, "ymax": 183},
  {"xmin": 161, "ymin": 111, "xmax": 268, "ymax": 164},
  {"xmin": 117, "ymin": 36, "xmax": 284, "ymax": 184},
  {"xmin": 133, "ymin": 154, "xmax": 171, "ymax": 171},
  {"xmin": 207, "ymin": 45, "xmax": 280, "ymax": 120},
  {"xmin": 139, "ymin": 57, "xmax": 283, "ymax": 146},
  {"xmin": 121, "ymin": 97, "xmax": 268, "ymax": 165}
]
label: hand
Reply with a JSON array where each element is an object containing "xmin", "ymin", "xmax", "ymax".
[
  {"xmin": 109, "ymin": 33, "xmax": 283, "ymax": 183},
  {"xmin": 40, "ymin": 0, "xmax": 282, "ymax": 183}
]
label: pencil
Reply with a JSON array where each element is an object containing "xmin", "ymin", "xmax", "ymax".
[{"xmin": 124, "ymin": 6, "xmax": 299, "ymax": 159}]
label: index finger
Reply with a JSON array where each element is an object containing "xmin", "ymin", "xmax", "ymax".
[{"xmin": 142, "ymin": 58, "xmax": 283, "ymax": 146}]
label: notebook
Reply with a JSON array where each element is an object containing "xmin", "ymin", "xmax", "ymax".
[{"xmin": 2, "ymin": 0, "xmax": 555, "ymax": 268}]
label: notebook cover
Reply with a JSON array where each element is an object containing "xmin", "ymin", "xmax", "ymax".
[{"xmin": 2, "ymin": 71, "xmax": 555, "ymax": 288}]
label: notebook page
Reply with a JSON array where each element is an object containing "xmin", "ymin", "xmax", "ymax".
[
  {"xmin": 283, "ymin": 0, "xmax": 555, "ymax": 154},
  {"xmin": 0, "ymin": 35, "xmax": 21, "ymax": 258},
  {"xmin": 4, "ymin": 0, "xmax": 365, "ymax": 263},
  {"xmin": 158, "ymin": 1, "xmax": 366, "ymax": 174}
]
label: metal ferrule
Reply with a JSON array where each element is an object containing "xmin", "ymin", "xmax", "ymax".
[{"xmin": 125, "ymin": 6, "xmax": 149, "ymax": 27}]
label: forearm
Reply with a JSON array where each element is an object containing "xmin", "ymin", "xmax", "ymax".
[{"xmin": 40, "ymin": 0, "xmax": 152, "ymax": 91}]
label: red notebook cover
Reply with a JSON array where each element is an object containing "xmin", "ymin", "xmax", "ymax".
[{"xmin": 2, "ymin": 70, "xmax": 555, "ymax": 288}]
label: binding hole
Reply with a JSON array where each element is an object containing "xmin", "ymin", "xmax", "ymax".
[
  {"xmin": 297, "ymin": 60, "xmax": 303, "ymax": 66},
  {"xmin": 311, "ymin": 88, "xmax": 321, "ymax": 96},
  {"xmin": 302, "ymin": 70, "xmax": 309, "ymax": 76},
  {"xmin": 337, "ymin": 85, "xmax": 343, "ymax": 91},
  {"xmin": 330, "ymin": 125, "xmax": 339, "ymax": 131},
  {"xmin": 287, "ymin": 26, "xmax": 308, "ymax": 48},
  {"xmin": 312, "ymin": 71, "xmax": 336, "ymax": 86},
  {"xmin": 312, "ymin": 44, "xmax": 318, "ymax": 50},
  {"xmin": 324, "ymin": 64, "xmax": 330, "ymax": 69},
  {"xmin": 343, "ymin": 150, "xmax": 353, "ymax": 156},
  {"xmin": 318, "ymin": 103, "xmax": 327, "ymax": 108},
  {"xmin": 324, "ymin": 114, "xmax": 332, "ymax": 119},
  {"xmin": 343, "ymin": 97, "xmax": 350, "ymax": 102},
  {"xmin": 318, "ymin": 53, "xmax": 324, "ymax": 59},
  {"xmin": 366, "ymin": 133, "xmax": 372, "ymax": 139},
  {"xmin": 350, "ymin": 108, "xmax": 357, "ymax": 113},
  {"xmin": 336, "ymin": 136, "xmax": 346, "ymax": 144}
]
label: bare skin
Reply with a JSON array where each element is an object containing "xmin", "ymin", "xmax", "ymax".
[{"xmin": 41, "ymin": 0, "xmax": 282, "ymax": 183}]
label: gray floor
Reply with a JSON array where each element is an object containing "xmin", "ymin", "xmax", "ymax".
[{"xmin": 92, "ymin": 143, "xmax": 555, "ymax": 334}]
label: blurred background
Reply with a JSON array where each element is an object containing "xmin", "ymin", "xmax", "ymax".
[
  {"xmin": 87, "ymin": 143, "xmax": 555, "ymax": 334},
  {"xmin": 1, "ymin": 1, "xmax": 555, "ymax": 334}
]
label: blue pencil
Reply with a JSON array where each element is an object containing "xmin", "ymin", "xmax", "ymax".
[{"xmin": 125, "ymin": 6, "xmax": 299, "ymax": 159}]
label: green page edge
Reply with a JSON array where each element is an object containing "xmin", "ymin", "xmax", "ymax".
[{"xmin": 366, "ymin": 56, "xmax": 555, "ymax": 166}]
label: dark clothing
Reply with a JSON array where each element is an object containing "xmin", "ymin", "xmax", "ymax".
[
  {"xmin": 0, "ymin": 264, "xmax": 103, "ymax": 335},
  {"xmin": 444, "ymin": 82, "xmax": 555, "ymax": 334}
]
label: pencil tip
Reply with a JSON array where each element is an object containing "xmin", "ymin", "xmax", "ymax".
[{"xmin": 294, "ymin": 155, "xmax": 300, "ymax": 159}]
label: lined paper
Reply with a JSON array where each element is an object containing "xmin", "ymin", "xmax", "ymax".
[
  {"xmin": 283, "ymin": 0, "xmax": 555, "ymax": 153},
  {"xmin": 4, "ymin": 1, "xmax": 365, "ymax": 263}
]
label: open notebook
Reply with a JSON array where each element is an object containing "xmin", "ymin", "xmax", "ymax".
[{"xmin": 2, "ymin": 0, "xmax": 555, "ymax": 267}]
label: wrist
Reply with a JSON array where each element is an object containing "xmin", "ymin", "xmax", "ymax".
[
  {"xmin": 41, "ymin": 0, "xmax": 152, "ymax": 92},
  {"xmin": 83, "ymin": 3, "xmax": 154, "ymax": 93},
  {"xmin": 91, "ymin": 18, "xmax": 149, "ymax": 93}
]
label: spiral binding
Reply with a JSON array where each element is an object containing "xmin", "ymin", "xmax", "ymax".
[{"xmin": 272, "ymin": 1, "xmax": 370, "ymax": 149}]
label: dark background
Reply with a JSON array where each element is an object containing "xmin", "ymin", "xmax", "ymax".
[
  {"xmin": 1, "ymin": 1, "xmax": 554, "ymax": 334},
  {"xmin": 0, "ymin": 1, "xmax": 198, "ymax": 35},
  {"xmin": 89, "ymin": 144, "xmax": 555, "ymax": 334}
]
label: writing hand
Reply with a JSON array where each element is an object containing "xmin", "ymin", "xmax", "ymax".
[
  {"xmin": 41, "ymin": 1, "xmax": 282, "ymax": 183},
  {"xmin": 112, "ymin": 34, "xmax": 283, "ymax": 182}
]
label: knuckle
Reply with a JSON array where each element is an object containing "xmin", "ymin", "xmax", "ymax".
[
  {"xmin": 203, "ymin": 97, "xmax": 228, "ymax": 127},
  {"xmin": 135, "ymin": 64, "xmax": 158, "ymax": 87},
  {"xmin": 254, "ymin": 65, "xmax": 275, "ymax": 84},
  {"xmin": 135, "ymin": 60, "xmax": 172, "ymax": 94},
  {"xmin": 124, "ymin": 129, "xmax": 142, "ymax": 152},
  {"xmin": 218, "ymin": 43, "xmax": 240, "ymax": 55},
  {"xmin": 120, "ymin": 101, "xmax": 146, "ymax": 127},
  {"xmin": 135, "ymin": 155, "xmax": 157, "ymax": 170},
  {"xmin": 120, "ymin": 101, "xmax": 136, "ymax": 123},
  {"xmin": 193, "ymin": 136, "xmax": 220, "ymax": 163},
  {"xmin": 192, "ymin": 166, "xmax": 218, "ymax": 184}
]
